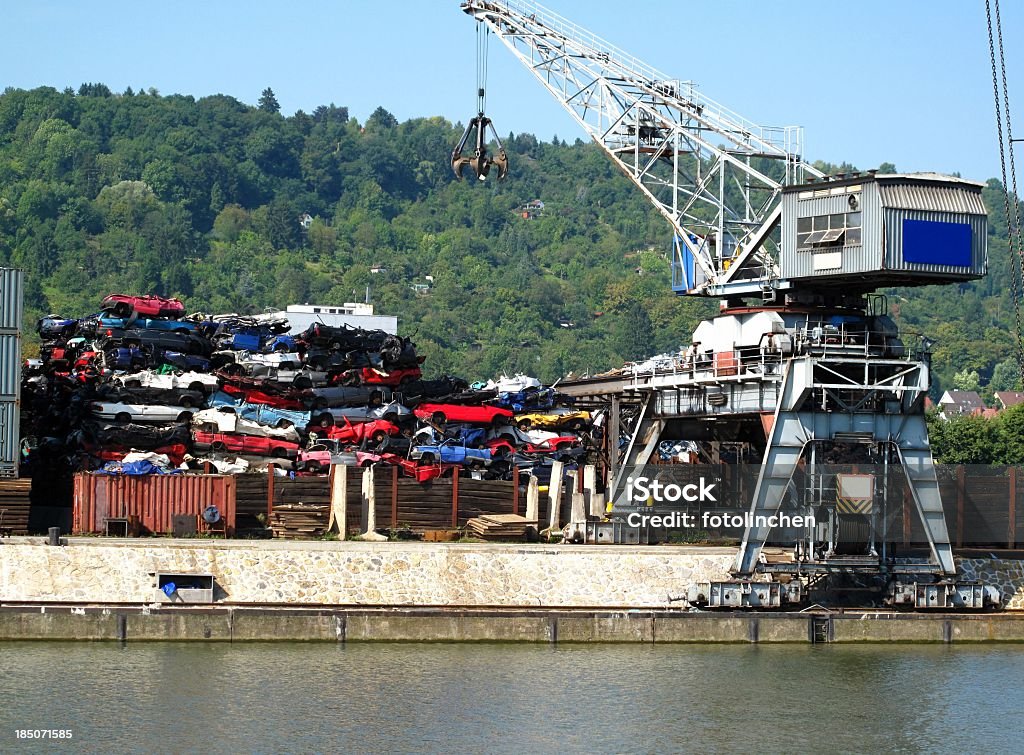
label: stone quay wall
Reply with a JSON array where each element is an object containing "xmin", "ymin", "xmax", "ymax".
[
  {"xmin": 3, "ymin": 539, "xmax": 1024, "ymax": 611},
  {"xmin": 0, "ymin": 539, "xmax": 736, "ymax": 608}
]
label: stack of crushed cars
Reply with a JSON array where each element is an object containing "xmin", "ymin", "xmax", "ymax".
[{"xmin": 22, "ymin": 294, "xmax": 603, "ymax": 483}]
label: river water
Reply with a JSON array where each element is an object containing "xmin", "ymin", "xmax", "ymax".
[{"xmin": 1, "ymin": 641, "xmax": 1019, "ymax": 753}]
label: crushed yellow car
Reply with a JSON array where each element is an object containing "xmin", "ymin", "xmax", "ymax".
[{"xmin": 514, "ymin": 410, "xmax": 591, "ymax": 431}]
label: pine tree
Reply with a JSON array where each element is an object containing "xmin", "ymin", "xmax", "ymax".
[{"xmin": 258, "ymin": 87, "xmax": 280, "ymax": 114}]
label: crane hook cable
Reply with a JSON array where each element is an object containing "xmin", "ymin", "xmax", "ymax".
[
  {"xmin": 477, "ymin": 19, "xmax": 490, "ymax": 115},
  {"xmin": 987, "ymin": 0, "xmax": 1024, "ymax": 383}
]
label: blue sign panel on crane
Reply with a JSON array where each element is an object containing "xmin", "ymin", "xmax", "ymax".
[
  {"xmin": 671, "ymin": 235, "xmax": 696, "ymax": 293},
  {"xmin": 901, "ymin": 219, "xmax": 972, "ymax": 267}
]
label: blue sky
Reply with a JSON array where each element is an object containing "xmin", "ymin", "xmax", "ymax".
[{"xmin": 2, "ymin": 1, "xmax": 1020, "ymax": 182}]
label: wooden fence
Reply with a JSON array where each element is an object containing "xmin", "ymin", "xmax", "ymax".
[
  {"xmin": 43, "ymin": 463, "xmax": 1024, "ymax": 547},
  {"xmin": 235, "ymin": 465, "xmax": 575, "ymax": 536}
]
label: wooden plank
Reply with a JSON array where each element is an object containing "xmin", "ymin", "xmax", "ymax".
[
  {"xmin": 1013, "ymin": 466, "xmax": 1020, "ymax": 549},
  {"xmin": 391, "ymin": 465, "xmax": 399, "ymax": 528},
  {"xmin": 451, "ymin": 471, "xmax": 459, "ymax": 529}
]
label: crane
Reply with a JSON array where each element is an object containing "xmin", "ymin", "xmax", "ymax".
[{"xmin": 462, "ymin": 0, "xmax": 1001, "ymax": 609}]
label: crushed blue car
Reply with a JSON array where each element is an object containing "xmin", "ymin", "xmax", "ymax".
[
  {"xmin": 263, "ymin": 334, "xmax": 297, "ymax": 353},
  {"xmin": 97, "ymin": 314, "xmax": 196, "ymax": 334},
  {"xmin": 494, "ymin": 386, "xmax": 556, "ymax": 412},
  {"xmin": 207, "ymin": 391, "xmax": 312, "ymax": 430},
  {"xmin": 409, "ymin": 439, "xmax": 493, "ymax": 466},
  {"xmin": 104, "ymin": 345, "xmax": 147, "ymax": 371},
  {"xmin": 36, "ymin": 315, "xmax": 79, "ymax": 341},
  {"xmin": 159, "ymin": 350, "xmax": 212, "ymax": 373}
]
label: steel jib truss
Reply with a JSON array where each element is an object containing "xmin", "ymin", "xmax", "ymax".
[{"xmin": 461, "ymin": 0, "xmax": 824, "ymax": 298}]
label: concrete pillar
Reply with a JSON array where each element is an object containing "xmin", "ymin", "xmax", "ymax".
[
  {"xmin": 525, "ymin": 475, "xmax": 539, "ymax": 540},
  {"xmin": 584, "ymin": 464, "xmax": 601, "ymax": 517},
  {"xmin": 569, "ymin": 470, "xmax": 587, "ymax": 542},
  {"xmin": 328, "ymin": 464, "xmax": 347, "ymax": 536},
  {"xmin": 546, "ymin": 460, "xmax": 564, "ymax": 539},
  {"xmin": 357, "ymin": 466, "xmax": 387, "ymax": 541}
]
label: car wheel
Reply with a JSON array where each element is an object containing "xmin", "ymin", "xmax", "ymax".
[
  {"xmin": 371, "ymin": 430, "xmax": 387, "ymax": 444},
  {"xmin": 211, "ymin": 441, "xmax": 227, "ymax": 451},
  {"xmin": 317, "ymin": 414, "xmax": 334, "ymax": 427},
  {"xmin": 431, "ymin": 412, "xmax": 446, "ymax": 425},
  {"xmin": 124, "ymin": 379, "xmax": 141, "ymax": 388},
  {"xmin": 555, "ymin": 441, "xmax": 571, "ymax": 451},
  {"xmin": 420, "ymin": 453, "xmax": 436, "ymax": 463},
  {"xmin": 294, "ymin": 377, "xmax": 312, "ymax": 389},
  {"xmin": 329, "ymin": 340, "xmax": 342, "ymax": 351},
  {"xmin": 179, "ymin": 395, "xmax": 196, "ymax": 408},
  {"xmin": 566, "ymin": 419, "xmax": 587, "ymax": 432},
  {"xmin": 177, "ymin": 411, "xmax": 193, "ymax": 423},
  {"xmin": 188, "ymin": 382, "xmax": 206, "ymax": 394},
  {"xmin": 114, "ymin": 412, "xmax": 132, "ymax": 424},
  {"xmin": 274, "ymin": 343, "xmax": 289, "ymax": 353},
  {"xmin": 517, "ymin": 419, "xmax": 532, "ymax": 431},
  {"xmin": 276, "ymin": 419, "xmax": 295, "ymax": 429},
  {"xmin": 306, "ymin": 461, "xmax": 323, "ymax": 473},
  {"xmin": 271, "ymin": 447, "xmax": 287, "ymax": 458},
  {"xmin": 360, "ymin": 459, "xmax": 374, "ymax": 468}
]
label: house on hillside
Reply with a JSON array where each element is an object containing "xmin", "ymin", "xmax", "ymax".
[
  {"xmin": 995, "ymin": 391, "xmax": 1024, "ymax": 411},
  {"xmin": 518, "ymin": 199, "xmax": 544, "ymax": 219},
  {"xmin": 938, "ymin": 390, "xmax": 985, "ymax": 419}
]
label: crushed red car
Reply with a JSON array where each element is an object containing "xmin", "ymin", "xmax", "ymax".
[
  {"xmin": 85, "ymin": 443, "xmax": 189, "ymax": 466},
  {"xmin": 413, "ymin": 403, "xmax": 513, "ymax": 426},
  {"xmin": 355, "ymin": 450, "xmax": 455, "ymax": 482},
  {"xmin": 485, "ymin": 435, "xmax": 580, "ymax": 456},
  {"xmin": 100, "ymin": 294, "xmax": 186, "ymax": 319},
  {"xmin": 335, "ymin": 366, "xmax": 422, "ymax": 387},
  {"xmin": 318, "ymin": 418, "xmax": 400, "ymax": 445},
  {"xmin": 191, "ymin": 430, "xmax": 300, "ymax": 458},
  {"xmin": 220, "ymin": 383, "xmax": 305, "ymax": 410}
]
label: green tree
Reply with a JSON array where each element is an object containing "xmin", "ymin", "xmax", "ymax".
[
  {"xmin": 953, "ymin": 368, "xmax": 981, "ymax": 392},
  {"xmin": 990, "ymin": 357, "xmax": 1022, "ymax": 392},
  {"xmin": 258, "ymin": 87, "xmax": 280, "ymax": 114}
]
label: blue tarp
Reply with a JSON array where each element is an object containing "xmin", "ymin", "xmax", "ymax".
[{"xmin": 98, "ymin": 460, "xmax": 182, "ymax": 476}]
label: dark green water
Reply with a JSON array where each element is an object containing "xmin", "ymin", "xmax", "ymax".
[{"xmin": 1, "ymin": 642, "xmax": 1020, "ymax": 753}]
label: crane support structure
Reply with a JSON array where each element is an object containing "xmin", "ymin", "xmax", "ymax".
[
  {"xmin": 461, "ymin": 0, "xmax": 825, "ymax": 298},
  {"xmin": 465, "ymin": 0, "xmax": 1000, "ymax": 608}
]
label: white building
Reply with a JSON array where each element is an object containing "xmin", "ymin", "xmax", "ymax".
[{"xmin": 276, "ymin": 303, "xmax": 398, "ymax": 335}]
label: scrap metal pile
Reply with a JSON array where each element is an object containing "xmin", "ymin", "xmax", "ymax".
[{"xmin": 22, "ymin": 294, "xmax": 602, "ymax": 482}]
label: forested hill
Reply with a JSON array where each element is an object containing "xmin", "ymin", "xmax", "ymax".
[{"xmin": 0, "ymin": 84, "xmax": 1019, "ymax": 394}]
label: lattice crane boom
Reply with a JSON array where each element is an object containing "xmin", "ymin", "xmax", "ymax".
[{"xmin": 461, "ymin": 0, "xmax": 825, "ymax": 298}]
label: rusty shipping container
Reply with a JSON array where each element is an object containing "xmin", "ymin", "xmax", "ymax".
[{"xmin": 73, "ymin": 473, "xmax": 237, "ymax": 536}]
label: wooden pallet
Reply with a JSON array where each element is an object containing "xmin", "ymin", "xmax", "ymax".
[
  {"xmin": 270, "ymin": 503, "xmax": 329, "ymax": 539},
  {"xmin": 0, "ymin": 479, "xmax": 32, "ymax": 535},
  {"xmin": 465, "ymin": 514, "xmax": 535, "ymax": 541}
]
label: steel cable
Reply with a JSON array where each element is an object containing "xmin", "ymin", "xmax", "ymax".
[{"xmin": 986, "ymin": 0, "xmax": 1024, "ymax": 384}]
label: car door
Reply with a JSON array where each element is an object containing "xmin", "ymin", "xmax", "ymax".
[{"xmin": 439, "ymin": 441, "xmax": 466, "ymax": 464}]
